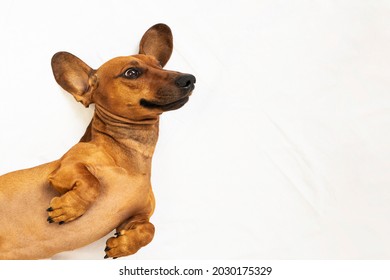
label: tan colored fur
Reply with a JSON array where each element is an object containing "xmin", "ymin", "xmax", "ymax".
[{"xmin": 0, "ymin": 24, "xmax": 195, "ymax": 259}]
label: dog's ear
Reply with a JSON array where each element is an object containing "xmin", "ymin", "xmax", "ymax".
[
  {"xmin": 51, "ymin": 52, "xmax": 97, "ymax": 107},
  {"xmin": 139, "ymin": 23, "xmax": 173, "ymax": 67}
]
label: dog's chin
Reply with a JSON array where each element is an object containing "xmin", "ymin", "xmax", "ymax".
[{"xmin": 140, "ymin": 96, "xmax": 190, "ymax": 112}]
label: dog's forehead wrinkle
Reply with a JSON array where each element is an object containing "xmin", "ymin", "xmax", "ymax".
[
  {"xmin": 128, "ymin": 60, "xmax": 140, "ymax": 67},
  {"xmin": 132, "ymin": 54, "xmax": 161, "ymax": 68},
  {"xmin": 125, "ymin": 57, "xmax": 159, "ymax": 69}
]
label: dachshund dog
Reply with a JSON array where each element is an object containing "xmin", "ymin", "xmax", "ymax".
[{"xmin": 0, "ymin": 23, "xmax": 195, "ymax": 259}]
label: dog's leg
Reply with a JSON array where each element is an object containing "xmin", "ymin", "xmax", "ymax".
[
  {"xmin": 47, "ymin": 163, "xmax": 100, "ymax": 224},
  {"xmin": 104, "ymin": 216, "xmax": 155, "ymax": 258}
]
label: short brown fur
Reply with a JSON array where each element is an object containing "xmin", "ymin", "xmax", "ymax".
[{"xmin": 0, "ymin": 23, "xmax": 195, "ymax": 259}]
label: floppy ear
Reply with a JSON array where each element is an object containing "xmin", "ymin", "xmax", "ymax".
[
  {"xmin": 51, "ymin": 52, "xmax": 97, "ymax": 107},
  {"xmin": 139, "ymin": 23, "xmax": 173, "ymax": 67}
]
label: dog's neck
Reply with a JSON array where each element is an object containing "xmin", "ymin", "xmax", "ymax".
[{"xmin": 83, "ymin": 105, "xmax": 159, "ymax": 158}]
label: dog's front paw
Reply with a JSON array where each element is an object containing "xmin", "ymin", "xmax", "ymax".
[
  {"xmin": 104, "ymin": 231, "xmax": 139, "ymax": 259},
  {"xmin": 46, "ymin": 192, "xmax": 88, "ymax": 224},
  {"xmin": 104, "ymin": 222, "xmax": 155, "ymax": 259}
]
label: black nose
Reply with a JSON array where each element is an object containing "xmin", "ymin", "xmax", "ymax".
[{"xmin": 175, "ymin": 74, "xmax": 196, "ymax": 89}]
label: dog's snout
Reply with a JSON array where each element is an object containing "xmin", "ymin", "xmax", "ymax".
[{"xmin": 175, "ymin": 74, "xmax": 196, "ymax": 89}]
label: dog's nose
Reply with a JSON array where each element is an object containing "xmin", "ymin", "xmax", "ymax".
[{"xmin": 175, "ymin": 74, "xmax": 196, "ymax": 89}]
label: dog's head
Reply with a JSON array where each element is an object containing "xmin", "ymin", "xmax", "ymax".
[{"xmin": 51, "ymin": 24, "xmax": 195, "ymax": 122}]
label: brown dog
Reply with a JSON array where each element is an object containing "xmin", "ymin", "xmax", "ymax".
[{"xmin": 0, "ymin": 23, "xmax": 195, "ymax": 259}]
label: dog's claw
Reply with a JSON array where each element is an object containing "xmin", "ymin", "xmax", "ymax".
[
  {"xmin": 104, "ymin": 246, "xmax": 111, "ymax": 252},
  {"xmin": 114, "ymin": 232, "xmax": 122, "ymax": 237},
  {"xmin": 59, "ymin": 221, "xmax": 65, "ymax": 225},
  {"xmin": 46, "ymin": 207, "xmax": 53, "ymax": 212},
  {"xmin": 104, "ymin": 254, "xmax": 109, "ymax": 259},
  {"xmin": 47, "ymin": 216, "xmax": 54, "ymax": 223}
]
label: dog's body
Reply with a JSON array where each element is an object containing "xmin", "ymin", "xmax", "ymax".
[{"xmin": 0, "ymin": 24, "xmax": 195, "ymax": 259}]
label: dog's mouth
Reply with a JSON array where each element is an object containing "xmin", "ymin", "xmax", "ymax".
[{"xmin": 140, "ymin": 95, "xmax": 191, "ymax": 111}]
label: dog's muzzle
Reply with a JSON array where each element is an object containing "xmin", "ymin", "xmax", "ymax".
[{"xmin": 140, "ymin": 73, "xmax": 196, "ymax": 111}]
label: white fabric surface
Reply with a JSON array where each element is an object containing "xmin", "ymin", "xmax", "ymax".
[{"xmin": 0, "ymin": 0, "xmax": 389, "ymax": 259}]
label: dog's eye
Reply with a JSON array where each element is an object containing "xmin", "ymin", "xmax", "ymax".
[{"xmin": 123, "ymin": 68, "xmax": 142, "ymax": 79}]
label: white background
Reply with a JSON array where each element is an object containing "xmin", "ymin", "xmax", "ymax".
[{"xmin": 0, "ymin": 0, "xmax": 389, "ymax": 260}]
